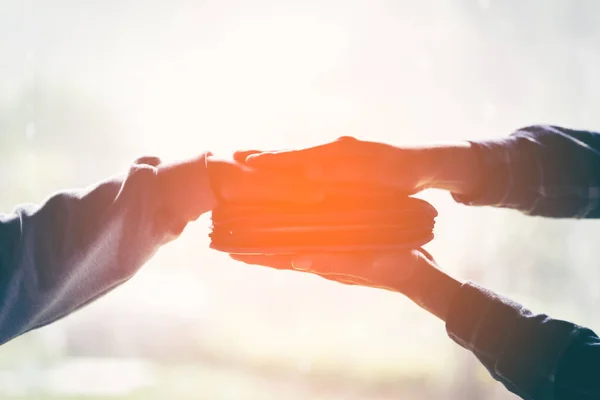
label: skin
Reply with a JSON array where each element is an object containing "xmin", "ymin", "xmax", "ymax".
[
  {"xmin": 206, "ymin": 156, "xmax": 325, "ymax": 205},
  {"xmin": 231, "ymin": 137, "xmax": 482, "ymax": 322}
]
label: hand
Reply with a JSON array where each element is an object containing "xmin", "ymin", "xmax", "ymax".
[
  {"xmin": 231, "ymin": 248, "xmax": 463, "ymax": 322},
  {"xmin": 156, "ymin": 153, "xmax": 323, "ymax": 224},
  {"xmin": 234, "ymin": 136, "xmax": 481, "ymax": 196},
  {"xmin": 207, "ymin": 156, "xmax": 323, "ymax": 204}
]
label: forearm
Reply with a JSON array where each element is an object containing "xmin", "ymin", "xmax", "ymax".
[
  {"xmin": 417, "ymin": 142, "xmax": 483, "ymax": 198},
  {"xmin": 407, "ymin": 258, "xmax": 600, "ymax": 399},
  {"xmin": 0, "ymin": 154, "xmax": 215, "ymax": 345},
  {"xmin": 446, "ymin": 281, "xmax": 600, "ymax": 399},
  {"xmin": 403, "ymin": 253, "xmax": 463, "ymax": 322},
  {"xmin": 418, "ymin": 125, "xmax": 600, "ymax": 218},
  {"xmin": 410, "ymin": 126, "xmax": 600, "ymax": 218}
]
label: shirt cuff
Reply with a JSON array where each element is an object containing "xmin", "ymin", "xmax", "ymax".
[{"xmin": 451, "ymin": 138, "xmax": 515, "ymax": 207}]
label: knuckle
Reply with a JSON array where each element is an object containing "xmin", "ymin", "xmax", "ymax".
[
  {"xmin": 336, "ymin": 135, "xmax": 358, "ymax": 143},
  {"xmin": 134, "ymin": 156, "xmax": 162, "ymax": 167}
]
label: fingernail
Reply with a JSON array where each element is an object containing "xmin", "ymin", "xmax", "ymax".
[{"xmin": 292, "ymin": 257, "xmax": 312, "ymax": 271}]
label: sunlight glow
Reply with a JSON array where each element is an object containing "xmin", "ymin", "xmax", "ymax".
[{"xmin": 115, "ymin": 13, "xmax": 352, "ymax": 158}]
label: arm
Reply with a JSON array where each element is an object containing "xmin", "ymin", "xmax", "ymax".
[
  {"xmin": 425, "ymin": 125, "xmax": 600, "ymax": 218},
  {"xmin": 0, "ymin": 154, "xmax": 216, "ymax": 345},
  {"xmin": 239, "ymin": 124, "xmax": 600, "ymax": 218},
  {"xmin": 232, "ymin": 250, "xmax": 600, "ymax": 400},
  {"xmin": 410, "ymin": 258, "xmax": 600, "ymax": 400}
]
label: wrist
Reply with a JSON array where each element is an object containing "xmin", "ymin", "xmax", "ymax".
[
  {"xmin": 158, "ymin": 152, "xmax": 217, "ymax": 222},
  {"xmin": 407, "ymin": 253, "xmax": 463, "ymax": 322},
  {"xmin": 418, "ymin": 143, "xmax": 482, "ymax": 196}
]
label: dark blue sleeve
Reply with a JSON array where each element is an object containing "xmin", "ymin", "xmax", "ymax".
[
  {"xmin": 0, "ymin": 154, "xmax": 215, "ymax": 345},
  {"xmin": 554, "ymin": 328, "xmax": 600, "ymax": 399},
  {"xmin": 446, "ymin": 282, "xmax": 600, "ymax": 400},
  {"xmin": 454, "ymin": 125, "xmax": 600, "ymax": 218}
]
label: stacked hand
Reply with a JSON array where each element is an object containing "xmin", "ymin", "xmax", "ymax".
[
  {"xmin": 204, "ymin": 155, "xmax": 323, "ymax": 205},
  {"xmin": 208, "ymin": 137, "xmax": 480, "ymax": 321}
]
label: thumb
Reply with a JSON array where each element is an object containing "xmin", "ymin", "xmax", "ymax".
[{"xmin": 233, "ymin": 150, "xmax": 261, "ymax": 164}]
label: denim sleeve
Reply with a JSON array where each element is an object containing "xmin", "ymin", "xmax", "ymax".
[
  {"xmin": 453, "ymin": 125, "xmax": 600, "ymax": 218},
  {"xmin": 0, "ymin": 154, "xmax": 215, "ymax": 346},
  {"xmin": 446, "ymin": 282, "xmax": 600, "ymax": 400}
]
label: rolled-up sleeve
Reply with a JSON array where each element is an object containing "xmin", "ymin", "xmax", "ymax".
[
  {"xmin": 446, "ymin": 282, "xmax": 600, "ymax": 400},
  {"xmin": 0, "ymin": 153, "xmax": 215, "ymax": 345},
  {"xmin": 453, "ymin": 125, "xmax": 600, "ymax": 218}
]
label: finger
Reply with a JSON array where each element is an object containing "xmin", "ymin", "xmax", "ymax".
[
  {"xmin": 230, "ymin": 254, "xmax": 370, "ymax": 290},
  {"xmin": 291, "ymin": 253, "xmax": 375, "ymax": 276},
  {"xmin": 317, "ymin": 273, "xmax": 373, "ymax": 286},
  {"xmin": 248, "ymin": 152, "xmax": 399, "ymax": 190},
  {"xmin": 418, "ymin": 247, "xmax": 436, "ymax": 263},
  {"xmin": 208, "ymin": 158, "xmax": 324, "ymax": 204},
  {"xmin": 315, "ymin": 273, "xmax": 402, "ymax": 292},
  {"xmin": 233, "ymin": 150, "xmax": 261, "ymax": 164},
  {"xmin": 292, "ymin": 251, "xmax": 419, "ymax": 286},
  {"xmin": 306, "ymin": 158, "xmax": 397, "ymax": 189},
  {"xmin": 317, "ymin": 274, "xmax": 359, "ymax": 286},
  {"xmin": 245, "ymin": 136, "xmax": 361, "ymax": 168},
  {"xmin": 229, "ymin": 254, "xmax": 294, "ymax": 271},
  {"xmin": 329, "ymin": 276, "xmax": 359, "ymax": 285},
  {"xmin": 230, "ymin": 254, "xmax": 373, "ymax": 288},
  {"xmin": 231, "ymin": 251, "xmax": 421, "ymax": 293},
  {"xmin": 235, "ymin": 169, "xmax": 324, "ymax": 204}
]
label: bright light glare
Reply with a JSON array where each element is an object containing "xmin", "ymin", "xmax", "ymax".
[{"xmin": 116, "ymin": 14, "xmax": 352, "ymax": 158}]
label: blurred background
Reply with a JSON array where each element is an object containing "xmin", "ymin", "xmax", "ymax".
[{"xmin": 2, "ymin": 0, "xmax": 600, "ymax": 399}]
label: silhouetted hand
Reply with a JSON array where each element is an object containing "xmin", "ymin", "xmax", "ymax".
[
  {"xmin": 156, "ymin": 154, "xmax": 323, "ymax": 223},
  {"xmin": 231, "ymin": 248, "xmax": 419, "ymax": 290},
  {"xmin": 207, "ymin": 156, "xmax": 323, "ymax": 204},
  {"xmin": 235, "ymin": 136, "xmax": 481, "ymax": 196},
  {"xmin": 234, "ymin": 137, "xmax": 429, "ymax": 194},
  {"xmin": 230, "ymin": 248, "xmax": 461, "ymax": 321}
]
